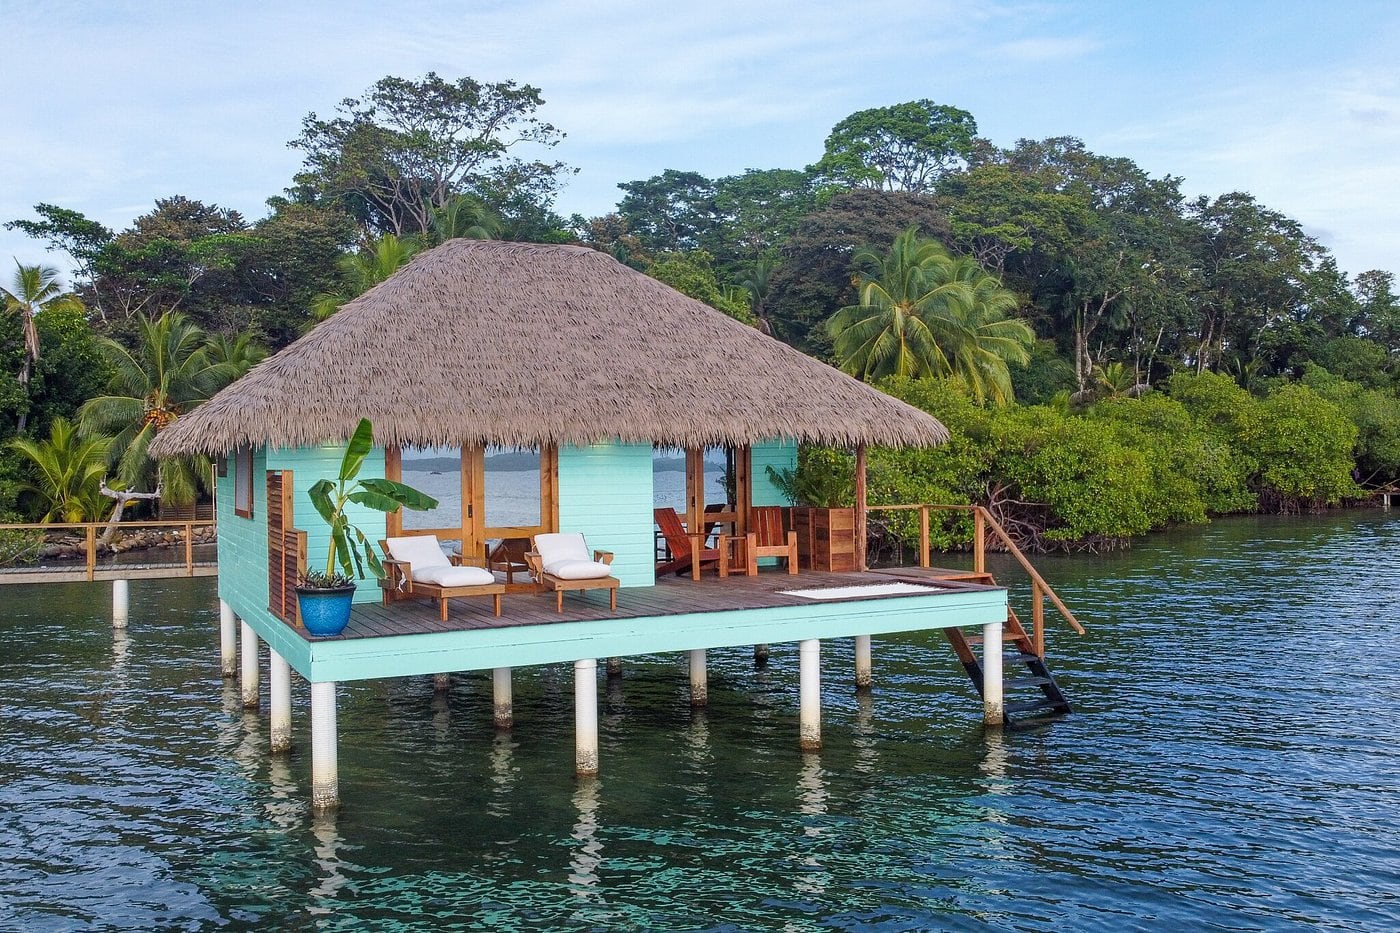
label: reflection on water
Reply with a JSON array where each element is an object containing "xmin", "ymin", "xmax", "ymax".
[{"xmin": 1, "ymin": 513, "xmax": 1399, "ymax": 929}]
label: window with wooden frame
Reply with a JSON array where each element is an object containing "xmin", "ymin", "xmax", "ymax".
[
  {"xmin": 233, "ymin": 446, "xmax": 254, "ymax": 518},
  {"xmin": 385, "ymin": 445, "xmax": 558, "ymax": 561}
]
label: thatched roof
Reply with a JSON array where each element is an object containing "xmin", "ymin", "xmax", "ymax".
[{"xmin": 150, "ymin": 240, "xmax": 947, "ymax": 456}]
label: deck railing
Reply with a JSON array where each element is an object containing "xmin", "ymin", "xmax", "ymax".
[
  {"xmin": 867, "ymin": 504, "xmax": 1085, "ymax": 656},
  {"xmin": 0, "ymin": 520, "xmax": 216, "ymax": 581}
]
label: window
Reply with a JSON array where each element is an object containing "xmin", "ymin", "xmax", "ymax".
[{"xmin": 233, "ymin": 447, "xmax": 253, "ymax": 518}]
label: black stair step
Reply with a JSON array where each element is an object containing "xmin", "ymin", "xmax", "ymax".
[
  {"xmin": 1005, "ymin": 697, "xmax": 1070, "ymax": 715},
  {"xmin": 1005, "ymin": 676, "xmax": 1053, "ymax": 689}
]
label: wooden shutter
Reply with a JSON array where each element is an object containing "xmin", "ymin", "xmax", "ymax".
[{"xmin": 266, "ymin": 471, "xmax": 306, "ymax": 624}]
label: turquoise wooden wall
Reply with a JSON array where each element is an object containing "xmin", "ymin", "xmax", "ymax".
[
  {"xmin": 558, "ymin": 443, "xmax": 656, "ymax": 587},
  {"xmin": 751, "ymin": 439, "xmax": 797, "ymax": 506},
  {"xmin": 216, "ymin": 448, "xmax": 270, "ymax": 616}
]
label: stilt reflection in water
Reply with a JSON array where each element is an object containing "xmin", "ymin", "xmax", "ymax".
[
  {"xmin": 794, "ymin": 753, "xmax": 831, "ymax": 898},
  {"xmin": 852, "ymin": 690, "xmax": 879, "ymax": 775},
  {"xmin": 487, "ymin": 732, "xmax": 517, "ymax": 818},
  {"xmin": 307, "ymin": 813, "xmax": 349, "ymax": 915},
  {"xmin": 568, "ymin": 778, "xmax": 603, "ymax": 899}
]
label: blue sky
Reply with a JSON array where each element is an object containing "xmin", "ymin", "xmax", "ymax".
[{"xmin": 4, "ymin": 1, "xmax": 1398, "ymax": 283}]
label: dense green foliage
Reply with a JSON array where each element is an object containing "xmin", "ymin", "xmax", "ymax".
[{"xmin": 5, "ymin": 77, "xmax": 1397, "ymax": 543}]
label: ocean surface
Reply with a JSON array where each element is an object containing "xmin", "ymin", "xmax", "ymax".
[{"xmin": 1, "ymin": 511, "xmax": 1397, "ymax": 930}]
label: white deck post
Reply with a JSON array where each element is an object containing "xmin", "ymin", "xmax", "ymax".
[
  {"xmin": 218, "ymin": 600, "xmax": 237, "ymax": 678},
  {"xmin": 689, "ymin": 649, "xmax": 708, "ymax": 707},
  {"xmin": 270, "ymin": 651, "xmax": 292, "ymax": 753},
  {"xmin": 493, "ymin": 667, "xmax": 513, "ymax": 729},
  {"xmin": 754, "ymin": 644, "xmax": 769, "ymax": 667},
  {"xmin": 112, "ymin": 579, "xmax": 129, "ymax": 629},
  {"xmin": 854, "ymin": 634, "xmax": 872, "ymax": 690},
  {"xmin": 239, "ymin": 621, "xmax": 259, "ymax": 710},
  {"xmin": 310, "ymin": 681, "xmax": 339, "ymax": 811},
  {"xmin": 575, "ymin": 659, "xmax": 599, "ymax": 776},
  {"xmin": 983, "ymin": 621, "xmax": 1004, "ymax": 727},
  {"xmin": 799, "ymin": 638, "xmax": 821, "ymax": 750}
]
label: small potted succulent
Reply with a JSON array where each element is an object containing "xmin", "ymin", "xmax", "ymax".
[{"xmin": 297, "ymin": 418, "xmax": 437, "ymax": 636}]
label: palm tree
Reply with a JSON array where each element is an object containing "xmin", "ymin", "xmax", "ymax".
[
  {"xmin": 1, "ymin": 262, "xmax": 85, "ymax": 431},
  {"xmin": 737, "ymin": 258, "xmax": 778, "ymax": 335},
  {"xmin": 309, "ymin": 233, "xmax": 421, "ymax": 326},
  {"xmin": 936, "ymin": 256, "xmax": 1034, "ymax": 406},
  {"xmin": 204, "ymin": 330, "xmax": 267, "ymax": 378},
  {"xmin": 78, "ymin": 311, "xmax": 240, "ymax": 507},
  {"xmin": 828, "ymin": 228, "xmax": 1033, "ymax": 404},
  {"xmin": 10, "ymin": 417, "xmax": 113, "ymax": 522},
  {"xmin": 429, "ymin": 194, "xmax": 501, "ymax": 243}
]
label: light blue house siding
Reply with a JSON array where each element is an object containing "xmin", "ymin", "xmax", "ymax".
[
  {"xmin": 558, "ymin": 443, "xmax": 656, "ymax": 587},
  {"xmin": 751, "ymin": 439, "xmax": 796, "ymax": 507},
  {"xmin": 215, "ymin": 447, "xmax": 270, "ymax": 616}
]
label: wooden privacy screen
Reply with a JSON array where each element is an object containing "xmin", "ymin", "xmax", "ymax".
[{"xmin": 267, "ymin": 470, "xmax": 306, "ymax": 624}]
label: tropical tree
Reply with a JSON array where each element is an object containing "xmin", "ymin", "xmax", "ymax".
[
  {"xmin": 204, "ymin": 330, "xmax": 267, "ymax": 378},
  {"xmin": 1, "ymin": 263, "xmax": 85, "ymax": 430},
  {"xmin": 10, "ymin": 417, "xmax": 113, "ymax": 522},
  {"xmin": 78, "ymin": 311, "xmax": 240, "ymax": 507},
  {"xmin": 309, "ymin": 233, "xmax": 420, "ymax": 324},
  {"xmin": 736, "ymin": 257, "xmax": 778, "ymax": 335},
  {"xmin": 828, "ymin": 228, "xmax": 1032, "ymax": 402},
  {"xmin": 811, "ymin": 100, "xmax": 978, "ymax": 193}
]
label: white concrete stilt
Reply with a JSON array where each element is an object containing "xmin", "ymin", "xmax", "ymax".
[
  {"xmin": 270, "ymin": 650, "xmax": 292, "ymax": 753},
  {"xmin": 239, "ymin": 621, "xmax": 259, "ymax": 710},
  {"xmin": 689, "ymin": 648, "xmax": 708, "ymax": 707},
  {"xmin": 854, "ymin": 634, "xmax": 872, "ymax": 691},
  {"xmin": 606, "ymin": 657, "xmax": 622, "ymax": 678},
  {"xmin": 575, "ymin": 659, "xmax": 599, "ymax": 776},
  {"xmin": 754, "ymin": 644, "xmax": 769, "ymax": 667},
  {"xmin": 493, "ymin": 667, "xmax": 513, "ymax": 729},
  {"xmin": 310, "ymin": 681, "xmax": 339, "ymax": 811},
  {"xmin": 798, "ymin": 638, "xmax": 821, "ymax": 750},
  {"xmin": 219, "ymin": 600, "xmax": 237, "ymax": 678},
  {"xmin": 982, "ymin": 620, "xmax": 1004, "ymax": 727},
  {"xmin": 112, "ymin": 579, "xmax": 129, "ymax": 629},
  {"xmin": 433, "ymin": 672, "xmax": 452, "ymax": 692}
]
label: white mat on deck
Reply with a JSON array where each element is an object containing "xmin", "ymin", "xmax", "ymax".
[{"xmin": 780, "ymin": 582, "xmax": 941, "ymax": 600}]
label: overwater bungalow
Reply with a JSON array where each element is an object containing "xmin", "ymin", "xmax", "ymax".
[{"xmin": 150, "ymin": 240, "xmax": 1040, "ymax": 812}]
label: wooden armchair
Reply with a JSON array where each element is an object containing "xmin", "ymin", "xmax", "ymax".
[
  {"xmin": 654, "ymin": 507, "xmax": 726, "ymax": 580},
  {"xmin": 723, "ymin": 506, "xmax": 799, "ymax": 576},
  {"xmin": 379, "ymin": 535, "xmax": 504, "ymax": 620},
  {"xmin": 524, "ymin": 533, "xmax": 620, "ymax": 612}
]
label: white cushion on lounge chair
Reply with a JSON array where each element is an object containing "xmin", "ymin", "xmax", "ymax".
[
  {"xmin": 413, "ymin": 564, "xmax": 494, "ymax": 587},
  {"xmin": 546, "ymin": 559, "xmax": 613, "ymax": 580},
  {"xmin": 385, "ymin": 535, "xmax": 451, "ymax": 570}
]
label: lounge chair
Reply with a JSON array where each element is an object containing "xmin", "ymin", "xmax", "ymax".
[
  {"xmin": 723, "ymin": 505, "xmax": 799, "ymax": 575},
  {"xmin": 380, "ymin": 535, "xmax": 504, "ymax": 620},
  {"xmin": 524, "ymin": 532, "xmax": 620, "ymax": 611},
  {"xmin": 654, "ymin": 507, "xmax": 725, "ymax": 579}
]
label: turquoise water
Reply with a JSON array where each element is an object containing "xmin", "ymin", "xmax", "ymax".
[{"xmin": 1, "ymin": 512, "xmax": 1398, "ymax": 930}]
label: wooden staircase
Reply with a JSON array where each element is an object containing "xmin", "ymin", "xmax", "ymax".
[{"xmin": 941, "ymin": 572, "xmax": 1072, "ymax": 723}]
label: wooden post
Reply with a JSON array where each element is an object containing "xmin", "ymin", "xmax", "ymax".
[
  {"xmin": 854, "ymin": 634, "xmax": 872, "ymax": 690},
  {"xmin": 85, "ymin": 525, "xmax": 96, "ymax": 582},
  {"xmin": 270, "ymin": 651, "xmax": 291, "ymax": 753},
  {"xmin": 799, "ymin": 639, "xmax": 821, "ymax": 750},
  {"xmin": 919, "ymin": 506, "xmax": 930, "ymax": 568},
  {"xmin": 689, "ymin": 649, "xmax": 708, "ymax": 707},
  {"xmin": 493, "ymin": 667, "xmax": 513, "ymax": 729},
  {"xmin": 310, "ymin": 681, "xmax": 339, "ymax": 811},
  {"xmin": 575, "ymin": 659, "xmax": 599, "ymax": 776},
  {"xmin": 1032, "ymin": 581, "xmax": 1046, "ymax": 658},
  {"xmin": 184, "ymin": 521, "xmax": 194, "ymax": 576},
  {"xmin": 973, "ymin": 508, "xmax": 986, "ymax": 575},
  {"xmin": 854, "ymin": 445, "xmax": 868, "ymax": 572},
  {"xmin": 240, "ymin": 621, "xmax": 259, "ymax": 710},
  {"xmin": 112, "ymin": 579, "xmax": 129, "ymax": 629},
  {"xmin": 218, "ymin": 600, "xmax": 236, "ymax": 678},
  {"xmin": 982, "ymin": 621, "xmax": 1004, "ymax": 727}
]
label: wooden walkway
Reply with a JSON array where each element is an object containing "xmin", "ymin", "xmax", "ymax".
[
  {"xmin": 319, "ymin": 567, "xmax": 999, "ymax": 642},
  {"xmin": 0, "ymin": 562, "xmax": 218, "ymax": 584}
]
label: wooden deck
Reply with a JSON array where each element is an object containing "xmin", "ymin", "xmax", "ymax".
[{"xmin": 314, "ymin": 567, "xmax": 999, "ymax": 642}]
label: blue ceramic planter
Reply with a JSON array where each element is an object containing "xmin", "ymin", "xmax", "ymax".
[{"xmin": 296, "ymin": 584, "xmax": 356, "ymax": 636}]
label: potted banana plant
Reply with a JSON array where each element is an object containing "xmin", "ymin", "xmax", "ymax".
[{"xmin": 297, "ymin": 418, "xmax": 437, "ymax": 636}]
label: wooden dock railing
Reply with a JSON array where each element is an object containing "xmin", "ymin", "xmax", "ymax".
[
  {"xmin": 867, "ymin": 503, "xmax": 1085, "ymax": 656},
  {"xmin": 0, "ymin": 520, "xmax": 215, "ymax": 581}
]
